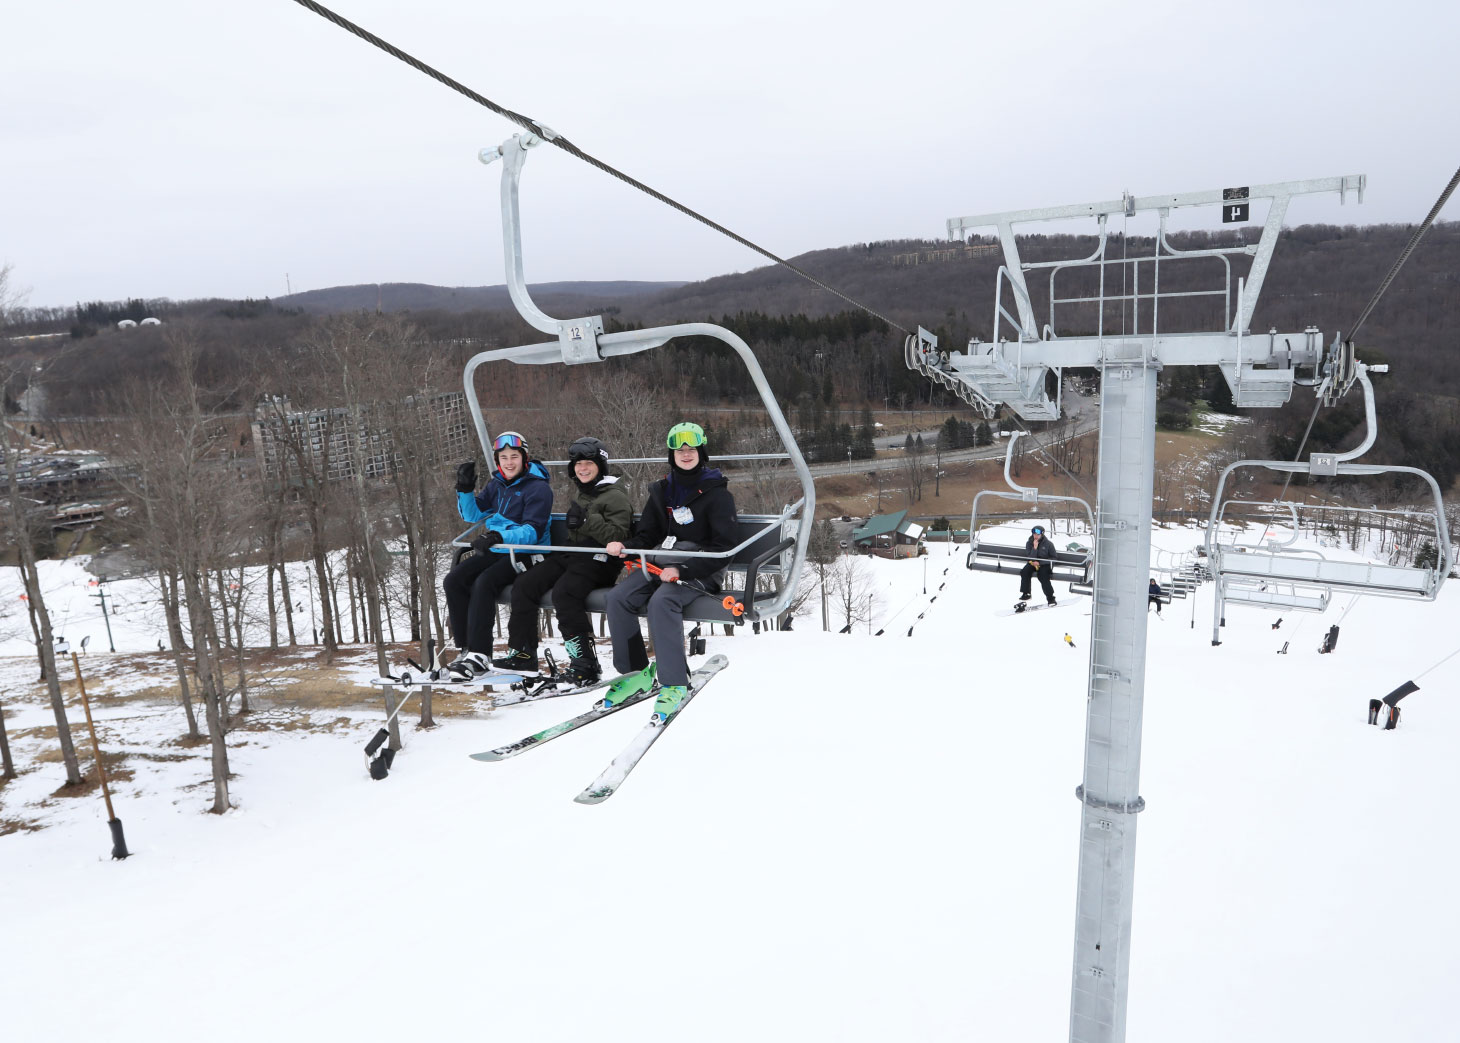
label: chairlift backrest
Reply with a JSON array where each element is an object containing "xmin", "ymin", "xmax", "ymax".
[
  {"xmin": 1205, "ymin": 366, "xmax": 1452, "ymax": 642},
  {"xmin": 458, "ymin": 132, "xmax": 815, "ymax": 623}
]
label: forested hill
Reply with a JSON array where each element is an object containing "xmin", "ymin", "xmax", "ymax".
[
  {"xmin": 275, "ymin": 280, "xmax": 686, "ymax": 315},
  {"xmin": 10, "ymin": 222, "xmax": 1459, "ymax": 495}
]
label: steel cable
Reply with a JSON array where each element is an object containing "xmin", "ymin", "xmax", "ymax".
[
  {"xmin": 287, "ymin": 0, "xmax": 912, "ymax": 334},
  {"xmin": 1272, "ymin": 163, "xmax": 1459, "ymax": 501}
]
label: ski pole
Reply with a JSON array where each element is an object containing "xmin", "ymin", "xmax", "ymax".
[
  {"xmin": 627, "ymin": 557, "xmax": 744, "ymax": 617},
  {"xmin": 68, "ymin": 647, "xmax": 130, "ymax": 859}
]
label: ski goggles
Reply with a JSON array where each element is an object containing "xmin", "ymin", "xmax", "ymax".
[
  {"xmin": 666, "ymin": 423, "xmax": 707, "ymax": 450},
  {"xmin": 493, "ymin": 431, "xmax": 527, "ymax": 452},
  {"xmin": 1031, "ymin": 526, "xmax": 1045, "ymax": 535}
]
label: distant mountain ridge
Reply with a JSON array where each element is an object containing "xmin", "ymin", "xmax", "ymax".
[{"xmin": 276, "ymin": 280, "xmax": 687, "ymax": 315}]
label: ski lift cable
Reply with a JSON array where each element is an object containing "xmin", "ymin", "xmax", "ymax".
[
  {"xmin": 1415, "ymin": 644, "xmax": 1460, "ymax": 682},
  {"xmin": 1347, "ymin": 164, "xmax": 1460, "ymax": 345},
  {"xmin": 286, "ymin": 0, "xmax": 912, "ymax": 336},
  {"xmin": 1274, "ymin": 164, "xmax": 1460, "ymax": 499}
]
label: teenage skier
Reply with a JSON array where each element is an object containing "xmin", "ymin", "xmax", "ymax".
[
  {"xmin": 492, "ymin": 436, "xmax": 631, "ymax": 684},
  {"xmin": 1019, "ymin": 524, "xmax": 1057, "ymax": 606},
  {"xmin": 442, "ymin": 431, "xmax": 552, "ymax": 677},
  {"xmin": 1148, "ymin": 577, "xmax": 1164, "ymax": 615},
  {"xmin": 601, "ymin": 422, "xmax": 738, "ymax": 720}
]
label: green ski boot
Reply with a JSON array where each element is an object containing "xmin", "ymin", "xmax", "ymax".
[
  {"xmin": 603, "ymin": 662, "xmax": 657, "ymax": 707},
  {"xmin": 652, "ymin": 684, "xmax": 689, "ymax": 722}
]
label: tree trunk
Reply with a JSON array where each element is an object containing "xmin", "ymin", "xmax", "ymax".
[
  {"xmin": 215, "ymin": 571, "xmax": 233, "ymax": 651},
  {"xmin": 0, "ymin": 699, "xmax": 15, "ymax": 779},
  {"xmin": 182, "ymin": 570, "xmax": 230, "ymax": 813},
  {"xmin": 231, "ymin": 565, "xmax": 249, "ymax": 717},
  {"xmin": 266, "ymin": 561, "xmax": 279, "ymax": 650},
  {"xmin": 161, "ymin": 567, "xmax": 201, "ymax": 739},
  {"xmin": 328, "ymin": 562, "xmax": 344, "ymax": 646}
]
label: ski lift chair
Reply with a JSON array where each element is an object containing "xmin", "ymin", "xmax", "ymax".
[
  {"xmin": 449, "ymin": 131, "xmax": 815, "ymax": 627},
  {"xmin": 964, "ymin": 431, "xmax": 1095, "ymax": 593},
  {"xmin": 1205, "ymin": 365, "xmax": 1453, "ymax": 644}
]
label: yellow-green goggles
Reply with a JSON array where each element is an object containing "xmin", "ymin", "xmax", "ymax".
[{"xmin": 666, "ymin": 423, "xmax": 707, "ymax": 450}]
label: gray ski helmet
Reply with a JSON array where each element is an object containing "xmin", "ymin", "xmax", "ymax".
[
  {"xmin": 567, "ymin": 436, "xmax": 609, "ymax": 474},
  {"xmin": 1031, "ymin": 525, "xmax": 1045, "ymax": 535}
]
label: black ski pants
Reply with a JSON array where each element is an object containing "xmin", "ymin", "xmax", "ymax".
[
  {"xmin": 506, "ymin": 553, "xmax": 622, "ymax": 651},
  {"xmin": 443, "ymin": 551, "xmax": 519, "ymax": 654},
  {"xmin": 1020, "ymin": 561, "xmax": 1055, "ymax": 600}
]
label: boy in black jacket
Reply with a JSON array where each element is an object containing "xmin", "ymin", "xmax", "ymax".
[{"xmin": 603, "ymin": 422, "xmax": 738, "ymax": 720}]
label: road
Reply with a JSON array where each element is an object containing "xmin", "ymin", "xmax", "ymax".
[{"xmin": 805, "ymin": 392, "xmax": 1099, "ymax": 477}]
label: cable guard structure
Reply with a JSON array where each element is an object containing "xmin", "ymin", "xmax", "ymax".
[{"xmin": 455, "ymin": 132, "xmax": 815, "ymax": 624}]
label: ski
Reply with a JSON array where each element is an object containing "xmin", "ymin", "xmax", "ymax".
[
  {"xmin": 573, "ymin": 654, "xmax": 730, "ymax": 805},
  {"xmin": 490, "ymin": 676, "xmax": 612, "ymax": 707},
  {"xmin": 996, "ymin": 600, "xmax": 1072, "ymax": 617},
  {"xmin": 372, "ymin": 671, "xmax": 523, "ymax": 690},
  {"xmin": 469, "ymin": 685, "xmax": 656, "ymax": 761}
]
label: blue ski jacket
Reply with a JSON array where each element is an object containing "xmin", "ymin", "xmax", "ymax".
[{"xmin": 457, "ymin": 460, "xmax": 553, "ymax": 551}]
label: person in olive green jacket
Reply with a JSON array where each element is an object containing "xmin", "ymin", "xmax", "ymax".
[{"xmin": 492, "ymin": 436, "xmax": 631, "ymax": 684}]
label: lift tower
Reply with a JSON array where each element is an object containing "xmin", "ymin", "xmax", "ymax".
[{"xmin": 907, "ymin": 176, "xmax": 1365, "ymax": 1043}]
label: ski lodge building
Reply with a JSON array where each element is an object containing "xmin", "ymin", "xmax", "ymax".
[{"xmin": 850, "ymin": 509, "xmax": 926, "ymax": 559}]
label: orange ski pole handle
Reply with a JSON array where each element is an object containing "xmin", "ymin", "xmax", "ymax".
[
  {"xmin": 627, "ymin": 557, "xmax": 678, "ymax": 581},
  {"xmin": 721, "ymin": 594, "xmax": 745, "ymax": 617}
]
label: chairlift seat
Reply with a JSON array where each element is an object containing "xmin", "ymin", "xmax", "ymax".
[
  {"xmin": 966, "ymin": 540, "xmax": 1092, "ymax": 585},
  {"xmin": 1211, "ymin": 546, "xmax": 1438, "ymax": 599}
]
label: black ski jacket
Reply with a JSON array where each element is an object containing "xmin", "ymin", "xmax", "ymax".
[
  {"xmin": 624, "ymin": 468, "xmax": 738, "ymax": 589},
  {"xmin": 1024, "ymin": 534, "xmax": 1056, "ymax": 568}
]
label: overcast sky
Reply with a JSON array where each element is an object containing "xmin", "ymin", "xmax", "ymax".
[{"xmin": 4, "ymin": 0, "xmax": 1456, "ymax": 311}]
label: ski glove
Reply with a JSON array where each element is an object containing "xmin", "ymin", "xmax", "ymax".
[
  {"xmin": 472, "ymin": 531, "xmax": 504, "ymax": 555},
  {"xmin": 455, "ymin": 460, "xmax": 477, "ymax": 493},
  {"xmin": 564, "ymin": 501, "xmax": 587, "ymax": 531}
]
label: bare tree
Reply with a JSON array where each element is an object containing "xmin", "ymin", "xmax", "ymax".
[
  {"xmin": 803, "ymin": 518, "xmax": 840, "ymax": 631},
  {"xmin": 104, "ymin": 332, "xmax": 237, "ymax": 809},
  {"xmin": 0, "ymin": 267, "xmax": 83, "ymax": 786},
  {"xmin": 826, "ymin": 554, "xmax": 876, "ymax": 632}
]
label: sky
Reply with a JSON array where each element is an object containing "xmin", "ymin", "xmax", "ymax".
[
  {"xmin": 3, "ymin": 0, "xmax": 1457, "ymax": 311},
  {"xmin": 4, "ymin": 521, "xmax": 1458, "ymax": 1041}
]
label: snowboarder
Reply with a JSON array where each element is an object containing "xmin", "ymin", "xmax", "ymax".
[
  {"xmin": 492, "ymin": 436, "xmax": 632, "ymax": 684},
  {"xmin": 1148, "ymin": 577, "xmax": 1164, "ymax": 615},
  {"xmin": 442, "ymin": 431, "xmax": 553, "ymax": 677},
  {"xmin": 602, "ymin": 422, "xmax": 739, "ymax": 720},
  {"xmin": 1019, "ymin": 525, "xmax": 1057, "ymax": 605}
]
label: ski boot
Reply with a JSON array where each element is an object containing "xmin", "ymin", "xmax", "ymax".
[
  {"xmin": 652, "ymin": 684, "xmax": 689, "ymax": 722},
  {"xmin": 561, "ymin": 634, "xmax": 601, "ymax": 687},
  {"xmin": 1018, "ymin": 592, "xmax": 1032, "ymax": 602},
  {"xmin": 491, "ymin": 647, "xmax": 540, "ymax": 676},
  {"xmin": 603, "ymin": 662, "xmax": 656, "ymax": 708},
  {"xmin": 1046, "ymin": 596, "xmax": 1057, "ymax": 606},
  {"xmin": 447, "ymin": 651, "xmax": 490, "ymax": 680}
]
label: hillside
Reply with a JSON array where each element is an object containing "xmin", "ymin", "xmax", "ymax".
[
  {"xmin": 273, "ymin": 279, "xmax": 687, "ymax": 315},
  {"xmin": 3, "ymin": 525, "xmax": 1458, "ymax": 1042}
]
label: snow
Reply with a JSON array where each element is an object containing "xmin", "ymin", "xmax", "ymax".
[{"xmin": 3, "ymin": 526, "xmax": 1458, "ymax": 1042}]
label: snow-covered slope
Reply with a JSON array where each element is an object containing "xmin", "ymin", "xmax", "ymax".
[{"xmin": 2, "ymin": 524, "xmax": 1456, "ymax": 1042}]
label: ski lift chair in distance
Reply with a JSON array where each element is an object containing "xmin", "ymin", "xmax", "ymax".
[
  {"xmin": 965, "ymin": 431, "xmax": 1095, "ymax": 593},
  {"xmin": 1205, "ymin": 361, "xmax": 1453, "ymax": 645},
  {"xmin": 451, "ymin": 131, "xmax": 816, "ymax": 627}
]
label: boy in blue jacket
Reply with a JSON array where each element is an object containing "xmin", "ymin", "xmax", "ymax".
[{"xmin": 442, "ymin": 431, "xmax": 552, "ymax": 677}]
